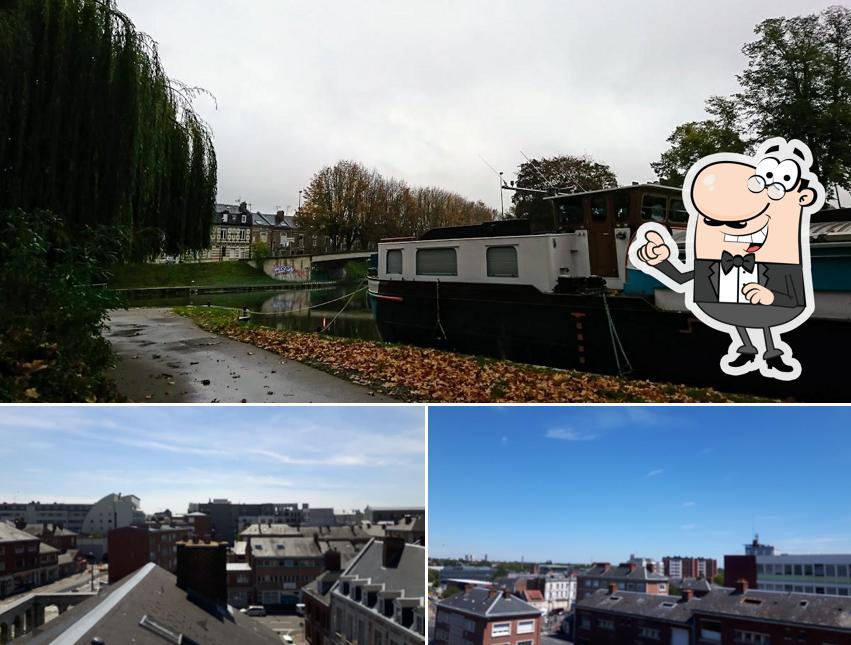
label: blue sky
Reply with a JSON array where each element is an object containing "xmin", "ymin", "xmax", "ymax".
[
  {"xmin": 0, "ymin": 406, "xmax": 424, "ymax": 514},
  {"xmin": 429, "ymin": 406, "xmax": 851, "ymax": 564}
]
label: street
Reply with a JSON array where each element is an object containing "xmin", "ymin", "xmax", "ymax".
[
  {"xmin": 249, "ymin": 613, "xmax": 305, "ymax": 644},
  {"xmin": 104, "ymin": 308, "xmax": 394, "ymax": 402}
]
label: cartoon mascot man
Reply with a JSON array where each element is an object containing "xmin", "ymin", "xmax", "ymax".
[{"xmin": 629, "ymin": 138, "xmax": 825, "ymax": 381}]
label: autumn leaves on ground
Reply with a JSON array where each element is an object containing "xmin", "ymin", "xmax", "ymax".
[{"xmin": 175, "ymin": 306, "xmax": 760, "ymax": 403}]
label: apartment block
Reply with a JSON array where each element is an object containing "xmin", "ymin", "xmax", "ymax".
[
  {"xmin": 107, "ymin": 524, "xmax": 193, "ymax": 584},
  {"xmin": 576, "ymin": 561, "xmax": 668, "ymax": 601},
  {"xmin": 663, "ymin": 556, "xmax": 718, "ymax": 581}
]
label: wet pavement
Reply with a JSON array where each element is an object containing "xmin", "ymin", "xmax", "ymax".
[{"xmin": 103, "ymin": 308, "xmax": 394, "ymax": 403}]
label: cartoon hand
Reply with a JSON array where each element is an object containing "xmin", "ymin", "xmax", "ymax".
[
  {"xmin": 635, "ymin": 230, "xmax": 671, "ymax": 266},
  {"xmin": 742, "ymin": 283, "xmax": 775, "ymax": 305}
]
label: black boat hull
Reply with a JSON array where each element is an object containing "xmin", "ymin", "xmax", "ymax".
[{"xmin": 371, "ymin": 280, "xmax": 850, "ymax": 400}]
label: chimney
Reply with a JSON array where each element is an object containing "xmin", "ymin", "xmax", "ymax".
[
  {"xmin": 464, "ymin": 583, "xmax": 474, "ymax": 593},
  {"xmin": 597, "ymin": 562, "xmax": 610, "ymax": 572},
  {"xmin": 381, "ymin": 537, "xmax": 406, "ymax": 568},
  {"xmin": 681, "ymin": 588, "xmax": 694, "ymax": 602},
  {"xmin": 502, "ymin": 589, "xmax": 511, "ymax": 598},
  {"xmin": 176, "ymin": 541, "xmax": 228, "ymax": 611},
  {"xmin": 627, "ymin": 563, "xmax": 637, "ymax": 573},
  {"xmin": 735, "ymin": 579, "xmax": 749, "ymax": 594},
  {"xmin": 488, "ymin": 587, "xmax": 499, "ymax": 599},
  {"xmin": 324, "ymin": 549, "xmax": 341, "ymax": 572},
  {"xmin": 646, "ymin": 562, "xmax": 655, "ymax": 574},
  {"xmin": 275, "ymin": 211, "xmax": 285, "ymax": 224},
  {"xmin": 608, "ymin": 583, "xmax": 617, "ymax": 595}
]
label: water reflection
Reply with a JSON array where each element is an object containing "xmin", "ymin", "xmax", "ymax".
[{"xmin": 129, "ymin": 285, "xmax": 380, "ymax": 341}]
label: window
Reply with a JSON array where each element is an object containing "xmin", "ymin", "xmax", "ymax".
[
  {"xmin": 827, "ymin": 565, "xmax": 836, "ymax": 577},
  {"xmin": 804, "ymin": 564, "xmax": 813, "ymax": 576},
  {"xmin": 794, "ymin": 565, "xmax": 803, "ymax": 576},
  {"xmin": 598, "ymin": 619, "xmax": 614, "ymax": 630},
  {"xmin": 838, "ymin": 565, "xmax": 849, "ymax": 577},
  {"xmin": 815, "ymin": 564, "xmax": 825, "ymax": 577},
  {"xmin": 733, "ymin": 630, "xmax": 770, "ymax": 644},
  {"xmin": 517, "ymin": 620, "xmax": 535, "ymax": 634},
  {"xmin": 669, "ymin": 199, "xmax": 688, "ymax": 223},
  {"xmin": 486, "ymin": 246, "xmax": 519, "ymax": 278},
  {"xmin": 640, "ymin": 626, "xmax": 660, "ymax": 640},
  {"xmin": 386, "ymin": 250, "xmax": 403, "ymax": 274},
  {"xmin": 491, "ymin": 623, "xmax": 511, "ymax": 637},
  {"xmin": 557, "ymin": 198, "xmax": 584, "ymax": 228},
  {"xmin": 700, "ymin": 619, "xmax": 722, "ymax": 642},
  {"xmin": 614, "ymin": 193, "xmax": 630, "ymax": 222},
  {"xmin": 517, "ymin": 641, "xmax": 533, "ymax": 645},
  {"xmin": 416, "ymin": 248, "xmax": 457, "ymax": 276},
  {"xmin": 590, "ymin": 196, "xmax": 607, "ymax": 222},
  {"xmin": 580, "ymin": 615, "xmax": 591, "ymax": 629},
  {"xmin": 640, "ymin": 194, "xmax": 667, "ymax": 222}
]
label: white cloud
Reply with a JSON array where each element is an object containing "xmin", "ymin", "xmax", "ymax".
[
  {"xmin": 682, "ymin": 501, "xmax": 696, "ymax": 508},
  {"xmin": 646, "ymin": 469, "xmax": 664, "ymax": 478},
  {"xmin": 546, "ymin": 428, "xmax": 597, "ymax": 442},
  {"xmin": 680, "ymin": 523, "xmax": 697, "ymax": 531}
]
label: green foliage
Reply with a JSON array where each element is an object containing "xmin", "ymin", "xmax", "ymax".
[
  {"xmin": 0, "ymin": 0, "xmax": 217, "ymax": 260},
  {"xmin": 655, "ymin": 6, "xmax": 851, "ymax": 196},
  {"xmin": 343, "ymin": 259, "xmax": 368, "ymax": 282},
  {"xmin": 511, "ymin": 154, "xmax": 618, "ymax": 220},
  {"xmin": 713, "ymin": 572, "xmax": 725, "ymax": 586},
  {"xmin": 0, "ymin": 209, "xmax": 125, "ymax": 401},
  {"xmin": 736, "ymin": 6, "xmax": 851, "ymax": 195},
  {"xmin": 298, "ymin": 160, "xmax": 496, "ymax": 252},
  {"xmin": 428, "ymin": 569, "xmax": 439, "ymax": 586},
  {"xmin": 652, "ymin": 97, "xmax": 747, "ymax": 186},
  {"xmin": 107, "ymin": 260, "xmax": 277, "ymax": 289},
  {"xmin": 251, "ymin": 240, "xmax": 270, "ymax": 260},
  {"xmin": 442, "ymin": 586, "xmax": 462, "ymax": 599}
]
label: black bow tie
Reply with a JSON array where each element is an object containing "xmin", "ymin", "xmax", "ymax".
[{"xmin": 721, "ymin": 251, "xmax": 756, "ymax": 274}]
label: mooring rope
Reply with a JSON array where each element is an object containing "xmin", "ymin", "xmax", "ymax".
[
  {"xmin": 602, "ymin": 290, "xmax": 633, "ymax": 376},
  {"xmin": 198, "ymin": 286, "xmax": 368, "ymax": 316},
  {"xmin": 318, "ymin": 289, "xmax": 360, "ymax": 333}
]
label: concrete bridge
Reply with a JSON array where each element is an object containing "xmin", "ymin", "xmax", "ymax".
[
  {"xmin": 256, "ymin": 250, "xmax": 374, "ymax": 282},
  {"xmin": 0, "ymin": 592, "xmax": 95, "ymax": 642}
]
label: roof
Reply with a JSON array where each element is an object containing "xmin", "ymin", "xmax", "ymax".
[
  {"xmin": 523, "ymin": 589, "xmax": 545, "ymax": 602},
  {"xmin": 438, "ymin": 588, "xmax": 541, "ymax": 619},
  {"xmin": 578, "ymin": 587, "xmax": 851, "ymax": 632},
  {"xmin": 248, "ymin": 536, "xmax": 357, "ymax": 561},
  {"xmin": 303, "ymin": 570, "xmax": 343, "ymax": 606},
  {"xmin": 23, "ymin": 524, "xmax": 77, "ymax": 537},
  {"xmin": 39, "ymin": 543, "xmax": 59, "ymax": 555},
  {"xmin": 253, "ymin": 211, "xmax": 296, "ymax": 229},
  {"xmin": 580, "ymin": 563, "xmax": 667, "ymax": 582},
  {"xmin": 577, "ymin": 589, "xmax": 692, "ymax": 624},
  {"xmin": 227, "ymin": 562, "xmax": 252, "ymax": 572},
  {"xmin": 0, "ymin": 522, "xmax": 40, "ymax": 543},
  {"xmin": 23, "ymin": 563, "xmax": 281, "ymax": 644},
  {"xmin": 336, "ymin": 539, "xmax": 424, "ymax": 602}
]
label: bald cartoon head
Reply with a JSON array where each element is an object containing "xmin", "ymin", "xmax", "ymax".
[{"xmin": 687, "ymin": 138, "xmax": 823, "ymax": 264}]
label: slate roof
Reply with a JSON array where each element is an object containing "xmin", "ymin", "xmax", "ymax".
[
  {"xmin": 38, "ymin": 543, "xmax": 59, "ymax": 555},
  {"xmin": 23, "ymin": 524, "xmax": 77, "ymax": 537},
  {"xmin": 248, "ymin": 536, "xmax": 357, "ymax": 561},
  {"xmin": 580, "ymin": 563, "xmax": 667, "ymax": 581},
  {"xmin": 22, "ymin": 563, "xmax": 282, "ymax": 644},
  {"xmin": 0, "ymin": 522, "xmax": 40, "ymax": 543},
  {"xmin": 438, "ymin": 587, "xmax": 541, "ymax": 619},
  {"xmin": 577, "ymin": 589, "xmax": 692, "ymax": 624},
  {"xmin": 578, "ymin": 587, "xmax": 851, "ymax": 632},
  {"xmin": 303, "ymin": 570, "xmax": 343, "ymax": 607},
  {"xmin": 335, "ymin": 539, "xmax": 424, "ymax": 601}
]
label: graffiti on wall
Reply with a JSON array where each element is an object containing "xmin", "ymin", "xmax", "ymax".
[{"xmin": 273, "ymin": 264, "xmax": 309, "ymax": 279}]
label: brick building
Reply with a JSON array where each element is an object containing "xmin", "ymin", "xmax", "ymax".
[
  {"xmin": 0, "ymin": 523, "xmax": 41, "ymax": 598},
  {"xmin": 663, "ymin": 556, "xmax": 718, "ymax": 581},
  {"xmin": 22, "ymin": 523, "xmax": 77, "ymax": 553},
  {"xmin": 107, "ymin": 524, "xmax": 193, "ymax": 584},
  {"xmin": 434, "ymin": 587, "xmax": 541, "ymax": 645},
  {"xmin": 574, "ymin": 579, "xmax": 851, "ymax": 644},
  {"xmin": 302, "ymin": 552, "xmax": 344, "ymax": 645},
  {"xmin": 576, "ymin": 561, "xmax": 669, "ymax": 601}
]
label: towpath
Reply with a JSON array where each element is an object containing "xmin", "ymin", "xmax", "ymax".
[{"xmin": 103, "ymin": 308, "xmax": 393, "ymax": 402}]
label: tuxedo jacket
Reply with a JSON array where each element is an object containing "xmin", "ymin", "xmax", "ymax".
[{"xmin": 655, "ymin": 259, "xmax": 807, "ymax": 308}]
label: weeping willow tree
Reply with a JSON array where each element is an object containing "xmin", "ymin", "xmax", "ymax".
[{"xmin": 0, "ymin": 0, "xmax": 217, "ymax": 260}]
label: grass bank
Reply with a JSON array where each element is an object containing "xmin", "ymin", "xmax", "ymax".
[
  {"xmin": 175, "ymin": 306, "xmax": 766, "ymax": 403},
  {"xmin": 108, "ymin": 261, "xmax": 277, "ymax": 289}
]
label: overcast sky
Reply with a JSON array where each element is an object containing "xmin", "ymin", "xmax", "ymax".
[
  {"xmin": 118, "ymin": 0, "xmax": 840, "ymax": 214},
  {"xmin": 0, "ymin": 406, "xmax": 425, "ymax": 514}
]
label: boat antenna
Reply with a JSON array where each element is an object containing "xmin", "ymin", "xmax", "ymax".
[
  {"xmin": 519, "ymin": 150, "xmax": 560, "ymax": 191},
  {"xmin": 478, "ymin": 154, "xmax": 508, "ymax": 218}
]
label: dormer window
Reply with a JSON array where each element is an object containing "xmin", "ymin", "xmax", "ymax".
[{"xmin": 342, "ymin": 582, "xmax": 350, "ymax": 595}]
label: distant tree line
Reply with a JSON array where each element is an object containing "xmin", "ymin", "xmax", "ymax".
[
  {"xmin": 0, "ymin": 0, "xmax": 217, "ymax": 260},
  {"xmin": 297, "ymin": 160, "xmax": 497, "ymax": 253},
  {"xmin": 653, "ymin": 5, "xmax": 851, "ymax": 199}
]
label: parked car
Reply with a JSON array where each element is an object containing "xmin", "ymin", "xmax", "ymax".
[
  {"xmin": 281, "ymin": 634, "xmax": 294, "ymax": 645},
  {"xmin": 241, "ymin": 605, "xmax": 266, "ymax": 617},
  {"xmin": 296, "ymin": 603, "xmax": 305, "ymax": 616}
]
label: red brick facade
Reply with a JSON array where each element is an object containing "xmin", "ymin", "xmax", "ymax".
[{"xmin": 108, "ymin": 525, "xmax": 192, "ymax": 584}]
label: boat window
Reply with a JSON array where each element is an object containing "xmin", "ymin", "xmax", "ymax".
[
  {"xmin": 590, "ymin": 196, "xmax": 607, "ymax": 222},
  {"xmin": 641, "ymin": 194, "xmax": 668, "ymax": 222},
  {"xmin": 557, "ymin": 197, "xmax": 584, "ymax": 228},
  {"xmin": 486, "ymin": 246, "xmax": 519, "ymax": 278},
  {"xmin": 386, "ymin": 249, "xmax": 403, "ymax": 274},
  {"xmin": 613, "ymin": 193, "xmax": 630, "ymax": 222},
  {"xmin": 416, "ymin": 248, "xmax": 457, "ymax": 276},
  {"xmin": 669, "ymin": 199, "xmax": 688, "ymax": 224}
]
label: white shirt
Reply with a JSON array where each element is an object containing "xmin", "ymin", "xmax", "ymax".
[{"xmin": 718, "ymin": 262, "xmax": 759, "ymax": 303}]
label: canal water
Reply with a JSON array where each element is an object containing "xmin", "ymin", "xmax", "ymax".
[{"xmin": 129, "ymin": 285, "xmax": 380, "ymax": 341}]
